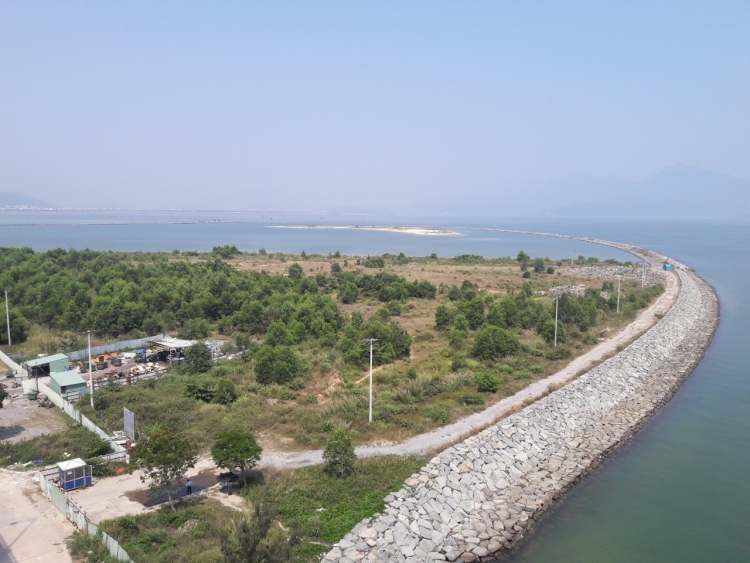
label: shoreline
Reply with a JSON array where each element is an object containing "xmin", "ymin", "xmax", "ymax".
[
  {"xmin": 323, "ymin": 242, "xmax": 720, "ymax": 562},
  {"xmin": 268, "ymin": 225, "xmax": 461, "ymax": 236}
]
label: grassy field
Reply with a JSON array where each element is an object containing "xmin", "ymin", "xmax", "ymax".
[
  {"xmin": 0, "ymin": 420, "xmax": 111, "ymax": 467},
  {"xmin": 67, "ymin": 455, "xmax": 426, "ymax": 563},
  {"xmin": 245, "ymin": 454, "xmax": 427, "ymax": 561},
  {"xmin": 74, "ymin": 254, "xmax": 662, "ymax": 452}
]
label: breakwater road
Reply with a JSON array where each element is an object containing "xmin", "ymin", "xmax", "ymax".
[{"xmin": 322, "ymin": 266, "xmax": 718, "ymax": 562}]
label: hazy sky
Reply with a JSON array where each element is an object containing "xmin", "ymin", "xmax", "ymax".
[{"xmin": 2, "ymin": 1, "xmax": 748, "ymax": 210}]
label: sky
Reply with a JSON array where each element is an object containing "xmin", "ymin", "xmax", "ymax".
[{"xmin": 1, "ymin": 1, "xmax": 749, "ymax": 211}]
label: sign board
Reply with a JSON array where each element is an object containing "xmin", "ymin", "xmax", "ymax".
[{"xmin": 123, "ymin": 408, "xmax": 136, "ymax": 440}]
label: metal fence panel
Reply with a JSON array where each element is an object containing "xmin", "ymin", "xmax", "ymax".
[
  {"xmin": 38, "ymin": 473, "xmax": 133, "ymax": 561},
  {"xmin": 67, "ymin": 334, "xmax": 166, "ymax": 361}
]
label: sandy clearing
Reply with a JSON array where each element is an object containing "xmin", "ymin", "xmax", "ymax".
[{"xmin": 0, "ymin": 469, "xmax": 74, "ymax": 563}]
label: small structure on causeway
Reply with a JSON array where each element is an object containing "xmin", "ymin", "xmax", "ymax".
[{"xmin": 56, "ymin": 458, "xmax": 93, "ymax": 491}]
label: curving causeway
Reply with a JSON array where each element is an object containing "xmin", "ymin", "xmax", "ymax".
[{"xmin": 323, "ymin": 237, "xmax": 720, "ymax": 563}]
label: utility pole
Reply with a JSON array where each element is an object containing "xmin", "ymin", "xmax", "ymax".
[
  {"xmin": 554, "ymin": 295, "xmax": 559, "ymax": 347},
  {"xmin": 3, "ymin": 290, "xmax": 10, "ymax": 346},
  {"xmin": 570, "ymin": 251, "xmax": 574, "ymax": 268},
  {"xmin": 83, "ymin": 330, "xmax": 95, "ymax": 408},
  {"xmin": 362, "ymin": 338, "xmax": 379, "ymax": 423},
  {"xmin": 617, "ymin": 276, "xmax": 621, "ymax": 314},
  {"xmin": 642, "ymin": 259, "xmax": 646, "ymax": 289}
]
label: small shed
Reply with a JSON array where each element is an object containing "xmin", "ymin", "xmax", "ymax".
[
  {"xmin": 147, "ymin": 336, "xmax": 197, "ymax": 363},
  {"xmin": 664, "ymin": 264, "xmax": 673, "ymax": 271},
  {"xmin": 49, "ymin": 371, "xmax": 87, "ymax": 397},
  {"xmin": 23, "ymin": 353, "xmax": 69, "ymax": 377},
  {"xmin": 57, "ymin": 458, "xmax": 92, "ymax": 490}
]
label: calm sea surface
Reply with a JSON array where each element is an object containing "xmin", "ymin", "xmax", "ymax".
[{"xmin": 2, "ymin": 211, "xmax": 748, "ymax": 562}]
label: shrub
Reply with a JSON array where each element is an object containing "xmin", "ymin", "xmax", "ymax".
[
  {"xmin": 255, "ymin": 346, "xmax": 306, "ymax": 385},
  {"xmin": 363, "ymin": 256, "xmax": 385, "ymax": 268},
  {"xmin": 461, "ymin": 393, "xmax": 484, "ymax": 406},
  {"xmin": 472, "ymin": 325, "xmax": 520, "ymax": 361},
  {"xmin": 213, "ymin": 380, "xmax": 238, "ymax": 405},
  {"xmin": 323, "ymin": 428, "xmax": 356, "ymax": 478},
  {"xmin": 475, "ymin": 372, "xmax": 499, "ymax": 393},
  {"xmin": 545, "ymin": 347, "xmax": 572, "ymax": 361},
  {"xmin": 184, "ymin": 342, "xmax": 212, "ymax": 373},
  {"xmin": 185, "ymin": 381, "xmax": 215, "ymax": 402},
  {"xmin": 522, "ymin": 271, "xmax": 531, "ymax": 278},
  {"xmin": 428, "ymin": 408, "xmax": 450, "ymax": 425},
  {"xmin": 451, "ymin": 354, "xmax": 468, "ymax": 372}
]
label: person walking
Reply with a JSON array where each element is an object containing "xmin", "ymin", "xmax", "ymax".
[{"xmin": 186, "ymin": 479, "xmax": 193, "ymax": 495}]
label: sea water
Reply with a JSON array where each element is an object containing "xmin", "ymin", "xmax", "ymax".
[{"xmin": 2, "ymin": 212, "xmax": 748, "ymax": 562}]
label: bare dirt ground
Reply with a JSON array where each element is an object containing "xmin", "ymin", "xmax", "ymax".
[
  {"xmin": 0, "ymin": 395, "xmax": 67, "ymax": 444},
  {"xmin": 0, "ymin": 469, "xmax": 74, "ymax": 563},
  {"xmin": 68, "ymin": 456, "xmax": 245, "ymax": 524}
]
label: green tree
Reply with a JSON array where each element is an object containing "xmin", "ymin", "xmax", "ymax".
[
  {"xmin": 464, "ymin": 297, "xmax": 485, "ymax": 330},
  {"xmin": 448, "ymin": 328, "xmax": 467, "ymax": 351},
  {"xmin": 516, "ymin": 250, "xmax": 530, "ymax": 271},
  {"xmin": 323, "ymin": 428, "xmax": 356, "ymax": 478},
  {"xmin": 221, "ymin": 495, "xmax": 290, "ymax": 563},
  {"xmin": 533, "ymin": 258, "xmax": 545, "ymax": 273},
  {"xmin": 338, "ymin": 282, "xmax": 358, "ymax": 304},
  {"xmin": 214, "ymin": 380, "xmax": 238, "ymax": 405},
  {"xmin": 0, "ymin": 309, "xmax": 28, "ymax": 345},
  {"xmin": 130, "ymin": 430, "xmax": 197, "ymax": 511},
  {"xmin": 435, "ymin": 305, "xmax": 453, "ymax": 331},
  {"xmin": 255, "ymin": 346, "xmax": 306, "ymax": 385},
  {"xmin": 288, "ymin": 263, "xmax": 304, "ymax": 280},
  {"xmin": 265, "ymin": 321, "xmax": 290, "ymax": 346},
  {"xmin": 472, "ymin": 325, "xmax": 520, "ymax": 361},
  {"xmin": 0, "ymin": 385, "xmax": 8, "ymax": 408},
  {"xmin": 58, "ymin": 334, "xmax": 83, "ymax": 353},
  {"xmin": 475, "ymin": 372, "xmax": 499, "ymax": 393},
  {"xmin": 537, "ymin": 317, "xmax": 566, "ymax": 345},
  {"xmin": 211, "ymin": 430, "xmax": 262, "ymax": 485},
  {"xmin": 184, "ymin": 342, "xmax": 212, "ymax": 373}
]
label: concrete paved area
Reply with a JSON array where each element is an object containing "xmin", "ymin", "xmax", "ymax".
[{"xmin": 0, "ymin": 469, "xmax": 74, "ymax": 563}]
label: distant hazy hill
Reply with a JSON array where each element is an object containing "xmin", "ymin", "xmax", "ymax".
[
  {"xmin": 393, "ymin": 165, "xmax": 750, "ymax": 219},
  {"xmin": 0, "ymin": 191, "xmax": 55, "ymax": 209},
  {"xmin": 553, "ymin": 165, "xmax": 750, "ymax": 219}
]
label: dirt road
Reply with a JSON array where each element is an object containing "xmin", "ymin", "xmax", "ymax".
[{"xmin": 0, "ymin": 469, "xmax": 74, "ymax": 563}]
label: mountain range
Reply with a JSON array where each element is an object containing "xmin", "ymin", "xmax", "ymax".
[
  {"xmin": 0, "ymin": 192, "xmax": 55, "ymax": 209},
  {"xmin": 333, "ymin": 165, "xmax": 750, "ymax": 219}
]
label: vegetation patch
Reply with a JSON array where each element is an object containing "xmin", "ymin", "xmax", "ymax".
[
  {"xmin": 0, "ymin": 422, "xmax": 111, "ymax": 467},
  {"xmin": 243, "ymin": 455, "xmax": 427, "ymax": 561}
]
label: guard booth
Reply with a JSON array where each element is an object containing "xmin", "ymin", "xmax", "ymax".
[
  {"xmin": 57, "ymin": 458, "xmax": 93, "ymax": 491},
  {"xmin": 23, "ymin": 354, "xmax": 70, "ymax": 378}
]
